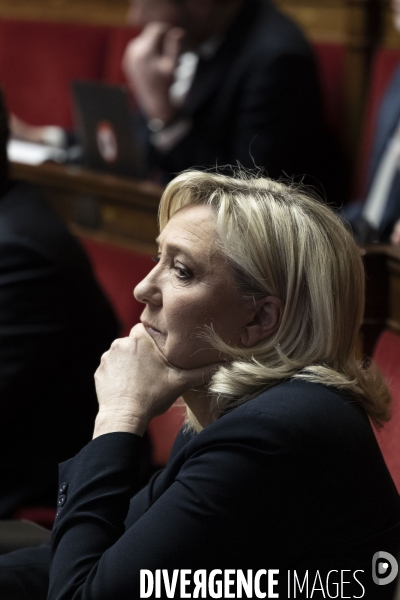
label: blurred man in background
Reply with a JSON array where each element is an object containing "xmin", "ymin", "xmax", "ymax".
[
  {"xmin": 121, "ymin": 0, "xmax": 344, "ymax": 201},
  {"xmin": 11, "ymin": 0, "xmax": 346, "ymax": 204},
  {"xmin": 0, "ymin": 91, "xmax": 119, "ymax": 517}
]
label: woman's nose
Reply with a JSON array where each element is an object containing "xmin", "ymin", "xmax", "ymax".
[{"xmin": 134, "ymin": 270, "xmax": 162, "ymax": 306}]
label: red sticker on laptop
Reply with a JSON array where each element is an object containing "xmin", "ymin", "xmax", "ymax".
[{"xmin": 96, "ymin": 121, "xmax": 118, "ymax": 164}]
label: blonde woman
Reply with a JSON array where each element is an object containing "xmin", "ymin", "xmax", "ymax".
[{"xmin": 1, "ymin": 171, "xmax": 399, "ymax": 599}]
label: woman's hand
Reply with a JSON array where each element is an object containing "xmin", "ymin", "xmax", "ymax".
[{"xmin": 93, "ymin": 324, "xmax": 220, "ymax": 438}]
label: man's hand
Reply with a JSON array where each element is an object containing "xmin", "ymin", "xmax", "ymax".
[
  {"xmin": 93, "ymin": 324, "xmax": 221, "ymax": 438},
  {"xmin": 122, "ymin": 23, "xmax": 184, "ymax": 123},
  {"xmin": 391, "ymin": 218, "xmax": 400, "ymax": 246}
]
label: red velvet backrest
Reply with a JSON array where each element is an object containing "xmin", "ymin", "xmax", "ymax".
[
  {"xmin": 0, "ymin": 20, "xmax": 109, "ymax": 128},
  {"xmin": 102, "ymin": 26, "xmax": 142, "ymax": 86},
  {"xmin": 372, "ymin": 329, "xmax": 400, "ymax": 492},
  {"xmin": 79, "ymin": 236, "xmax": 154, "ymax": 336},
  {"xmin": 354, "ymin": 48, "xmax": 400, "ymax": 198},
  {"xmin": 312, "ymin": 42, "xmax": 346, "ymax": 142}
]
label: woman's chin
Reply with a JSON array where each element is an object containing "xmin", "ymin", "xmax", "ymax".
[{"xmin": 165, "ymin": 349, "xmax": 223, "ymax": 371}]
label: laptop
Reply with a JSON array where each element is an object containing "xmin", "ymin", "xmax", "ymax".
[{"xmin": 71, "ymin": 80, "xmax": 146, "ymax": 179}]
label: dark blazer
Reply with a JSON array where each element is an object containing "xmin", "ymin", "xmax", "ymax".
[
  {"xmin": 0, "ymin": 181, "xmax": 119, "ymax": 517},
  {"xmin": 148, "ymin": 0, "xmax": 345, "ymax": 206},
  {"xmin": 1, "ymin": 379, "xmax": 399, "ymax": 599}
]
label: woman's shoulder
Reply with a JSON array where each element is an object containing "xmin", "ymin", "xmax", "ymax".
[
  {"xmin": 185, "ymin": 379, "xmax": 373, "ymax": 457},
  {"xmin": 225, "ymin": 378, "xmax": 368, "ymax": 426}
]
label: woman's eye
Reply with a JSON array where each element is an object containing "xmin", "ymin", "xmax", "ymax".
[
  {"xmin": 174, "ymin": 265, "xmax": 191, "ymax": 280},
  {"xmin": 152, "ymin": 254, "xmax": 191, "ymax": 279}
]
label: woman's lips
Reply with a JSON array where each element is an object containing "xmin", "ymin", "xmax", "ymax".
[{"xmin": 142, "ymin": 322, "xmax": 163, "ymax": 335}]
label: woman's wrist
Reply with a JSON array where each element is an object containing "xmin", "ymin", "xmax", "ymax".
[{"xmin": 93, "ymin": 409, "xmax": 149, "ymax": 439}]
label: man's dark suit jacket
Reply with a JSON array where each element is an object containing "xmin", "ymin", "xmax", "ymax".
[
  {"xmin": 148, "ymin": 0, "xmax": 345, "ymax": 205},
  {"xmin": 0, "ymin": 181, "xmax": 119, "ymax": 517},
  {"xmin": 1, "ymin": 380, "xmax": 399, "ymax": 599}
]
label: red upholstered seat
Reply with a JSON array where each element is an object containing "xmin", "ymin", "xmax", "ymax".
[
  {"xmin": 354, "ymin": 48, "xmax": 400, "ymax": 198},
  {"xmin": 0, "ymin": 20, "xmax": 108, "ymax": 128},
  {"xmin": 12, "ymin": 506, "xmax": 56, "ymax": 530},
  {"xmin": 372, "ymin": 329, "xmax": 400, "ymax": 492},
  {"xmin": 312, "ymin": 42, "xmax": 346, "ymax": 141},
  {"xmin": 79, "ymin": 236, "xmax": 153, "ymax": 336}
]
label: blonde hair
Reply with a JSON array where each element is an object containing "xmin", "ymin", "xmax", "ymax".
[{"xmin": 159, "ymin": 170, "xmax": 391, "ymax": 431}]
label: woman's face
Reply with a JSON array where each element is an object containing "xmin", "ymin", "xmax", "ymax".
[{"xmin": 134, "ymin": 203, "xmax": 253, "ymax": 369}]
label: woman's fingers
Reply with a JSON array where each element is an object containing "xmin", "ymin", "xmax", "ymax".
[
  {"xmin": 94, "ymin": 325, "xmax": 225, "ymax": 437},
  {"xmin": 171, "ymin": 361, "xmax": 225, "ymax": 393},
  {"xmin": 129, "ymin": 323, "xmax": 224, "ymax": 389}
]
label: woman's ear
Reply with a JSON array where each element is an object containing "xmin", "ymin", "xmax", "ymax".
[{"xmin": 240, "ymin": 296, "xmax": 284, "ymax": 348}]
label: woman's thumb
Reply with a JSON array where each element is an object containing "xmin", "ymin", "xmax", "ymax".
[{"xmin": 176, "ymin": 361, "xmax": 226, "ymax": 391}]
